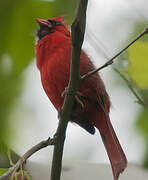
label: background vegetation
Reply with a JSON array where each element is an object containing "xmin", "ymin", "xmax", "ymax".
[{"xmin": 0, "ymin": 0, "xmax": 148, "ymax": 177}]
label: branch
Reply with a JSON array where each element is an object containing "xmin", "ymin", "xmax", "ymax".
[
  {"xmin": 0, "ymin": 138, "xmax": 55, "ymax": 180},
  {"xmin": 114, "ymin": 68, "xmax": 147, "ymax": 107},
  {"xmin": 81, "ymin": 28, "xmax": 148, "ymax": 81},
  {"xmin": 50, "ymin": 1, "xmax": 88, "ymax": 180}
]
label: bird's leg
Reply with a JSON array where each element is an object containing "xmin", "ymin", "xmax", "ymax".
[{"xmin": 61, "ymin": 87, "xmax": 84, "ymax": 109}]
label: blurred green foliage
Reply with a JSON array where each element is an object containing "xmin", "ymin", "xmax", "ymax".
[
  {"xmin": 0, "ymin": 0, "xmax": 78, "ymax": 178},
  {"xmin": 127, "ymin": 22, "xmax": 148, "ymax": 168},
  {"xmin": 0, "ymin": 0, "xmax": 77, "ymax": 153},
  {"xmin": 0, "ymin": 168, "xmax": 8, "ymax": 176},
  {"xmin": 0, "ymin": 168, "xmax": 31, "ymax": 179},
  {"xmin": 0, "ymin": 0, "xmax": 148, "ymax": 177},
  {"xmin": 136, "ymin": 108, "xmax": 148, "ymax": 168},
  {"xmin": 128, "ymin": 42, "xmax": 148, "ymax": 89}
]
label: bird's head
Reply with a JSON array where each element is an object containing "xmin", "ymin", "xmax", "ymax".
[{"xmin": 36, "ymin": 16, "xmax": 70, "ymax": 42}]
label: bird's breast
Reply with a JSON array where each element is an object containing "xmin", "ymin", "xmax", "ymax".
[{"xmin": 40, "ymin": 43, "xmax": 71, "ymax": 110}]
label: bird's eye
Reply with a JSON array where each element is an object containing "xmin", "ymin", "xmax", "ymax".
[
  {"xmin": 54, "ymin": 21, "xmax": 62, "ymax": 26},
  {"xmin": 48, "ymin": 20, "xmax": 61, "ymax": 27}
]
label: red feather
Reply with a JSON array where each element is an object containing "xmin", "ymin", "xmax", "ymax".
[{"xmin": 35, "ymin": 16, "xmax": 127, "ymax": 180}]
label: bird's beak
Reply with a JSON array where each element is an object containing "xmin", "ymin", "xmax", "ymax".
[{"xmin": 36, "ymin": 18, "xmax": 52, "ymax": 28}]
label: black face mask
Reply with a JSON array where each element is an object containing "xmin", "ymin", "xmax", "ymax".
[{"xmin": 36, "ymin": 20, "xmax": 62, "ymax": 41}]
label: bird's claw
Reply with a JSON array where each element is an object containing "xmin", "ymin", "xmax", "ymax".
[
  {"xmin": 61, "ymin": 87, "xmax": 68, "ymax": 97},
  {"xmin": 61, "ymin": 87, "xmax": 84, "ymax": 109},
  {"xmin": 75, "ymin": 93, "xmax": 84, "ymax": 108}
]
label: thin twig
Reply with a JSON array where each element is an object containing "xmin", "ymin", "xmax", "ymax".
[
  {"xmin": 50, "ymin": 1, "xmax": 88, "ymax": 180},
  {"xmin": 81, "ymin": 28, "xmax": 148, "ymax": 81},
  {"xmin": 0, "ymin": 138, "xmax": 55, "ymax": 180},
  {"xmin": 114, "ymin": 68, "xmax": 147, "ymax": 107}
]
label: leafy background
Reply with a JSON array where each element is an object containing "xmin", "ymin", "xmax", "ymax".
[
  {"xmin": 0, "ymin": 0, "xmax": 78, "ymax": 151},
  {"xmin": 127, "ymin": 23, "xmax": 148, "ymax": 166},
  {"xmin": 0, "ymin": 0, "xmax": 148, "ymax": 178},
  {"xmin": 0, "ymin": 0, "xmax": 78, "ymax": 176}
]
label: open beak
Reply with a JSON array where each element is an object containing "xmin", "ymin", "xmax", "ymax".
[{"xmin": 36, "ymin": 18, "xmax": 52, "ymax": 28}]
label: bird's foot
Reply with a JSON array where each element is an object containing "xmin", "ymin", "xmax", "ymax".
[
  {"xmin": 61, "ymin": 87, "xmax": 84, "ymax": 108},
  {"xmin": 75, "ymin": 92, "xmax": 84, "ymax": 108},
  {"xmin": 61, "ymin": 87, "xmax": 68, "ymax": 98}
]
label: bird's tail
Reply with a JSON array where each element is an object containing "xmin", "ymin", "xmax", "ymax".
[{"xmin": 95, "ymin": 117, "xmax": 127, "ymax": 180}]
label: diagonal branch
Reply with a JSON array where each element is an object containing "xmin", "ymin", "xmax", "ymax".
[
  {"xmin": 114, "ymin": 68, "xmax": 147, "ymax": 107},
  {"xmin": 0, "ymin": 138, "xmax": 55, "ymax": 180},
  {"xmin": 81, "ymin": 28, "xmax": 148, "ymax": 81}
]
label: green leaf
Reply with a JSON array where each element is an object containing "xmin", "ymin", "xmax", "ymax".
[
  {"xmin": 23, "ymin": 170, "xmax": 31, "ymax": 180},
  {"xmin": 15, "ymin": 170, "xmax": 31, "ymax": 180},
  {"xmin": 7, "ymin": 148, "xmax": 14, "ymax": 166},
  {"xmin": 0, "ymin": 168, "xmax": 9, "ymax": 176}
]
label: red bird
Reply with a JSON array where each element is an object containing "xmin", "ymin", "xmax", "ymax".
[{"xmin": 35, "ymin": 16, "xmax": 127, "ymax": 180}]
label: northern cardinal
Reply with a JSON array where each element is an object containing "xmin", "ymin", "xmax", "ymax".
[{"xmin": 35, "ymin": 16, "xmax": 127, "ymax": 180}]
